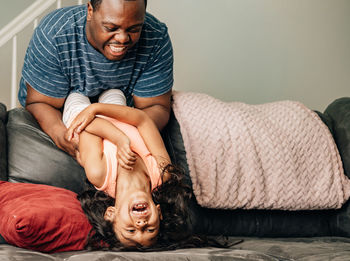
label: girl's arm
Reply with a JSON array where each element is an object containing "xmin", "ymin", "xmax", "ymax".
[
  {"xmin": 84, "ymin": 117, "xmax": 136, "ymax": 170},
  {"xmin": 78, "ymin": 130, "xmax": 106, "ymax": 187},
  {"xmin": 78, "ymin": 116, "xmax": 137, "ymax": 187},
  {"xmin": 66, "ymin": 103, "xmax": 171, "ymax": 166}
]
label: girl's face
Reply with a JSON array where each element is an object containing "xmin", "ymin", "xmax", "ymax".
[
  {"xmin": 105, "ymin": 191, "xmax": 162, "ymax": 247},
  {"xmin": 104, "ymin": 157, "xmax": 162, "ymax": 247}
]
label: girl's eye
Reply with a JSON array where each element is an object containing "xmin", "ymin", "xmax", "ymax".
[{"xmin": 147, "ymin": 228, "xmax": 155, "ymax": 233}]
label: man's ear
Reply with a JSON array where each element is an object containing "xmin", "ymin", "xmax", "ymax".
[
  {"xmin": 104, "ymin": 206, "xmax": 116, "ymax": 222},
  {"xmin": 156, "ymin": 204, "xmax": 163, "ymax": 221},
  {"xmin": 87, "ymin": 2, "xmax": 93, "ymax": 21}
]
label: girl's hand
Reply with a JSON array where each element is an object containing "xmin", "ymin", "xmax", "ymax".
[
  {"xmin": 116, "ymin": 136, "xmax": 136, "ymax": 170},
  {"xmin": 66, "ymin": 105, "xmax": 96, "ymax": 141}
]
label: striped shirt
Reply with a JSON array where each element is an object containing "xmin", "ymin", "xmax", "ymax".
[{"xmin": 18, "ymin": 5, "xmax": 173, "ymax": 107}]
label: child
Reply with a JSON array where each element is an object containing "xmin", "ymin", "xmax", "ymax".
[{"xmin": 62, "ymin": 89, "xmax": 192, "ymax": 249}]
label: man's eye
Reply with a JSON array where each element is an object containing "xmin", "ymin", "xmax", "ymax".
[
  {"xmin": 147, "ymin": 228, "xmax": 155, "ymax": 233},
  {"xmin": 104, "ymin": 26, "xmax": 116, "ymax": 32},
  {"xmin": 127, "ymin": 229, "xmax": 135, "ymax": 233},
  {"xmin": 129, "ymin": 27, "xmax": 141, "ymax": 33}
]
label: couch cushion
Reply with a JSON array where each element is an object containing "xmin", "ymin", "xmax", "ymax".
[
  {"xmin": 0, "ymin": 103, "xmax": 7, "ymax": 181},
  {"xmin": 323, "ymin": 97, "xmax": 350, "ymax": 179},
  {"xmin": 1, "ymin": 236, "xmax": 350, "ymax": 260},
  {"xmin": 6, "ymin": 108, "xmax": 87, "ymax": 193},
  {"xmin": 322, "ymin": 97, "xmax": 350, "ymax": 236},
  {"xmin": 0, "ymin": 181, "xmax": 91, "ymax": 253}
]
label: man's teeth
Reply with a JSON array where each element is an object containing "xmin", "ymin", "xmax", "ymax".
[{"xmin": 110, "ymin": 45, "xmax": 125, "ymax": 52}]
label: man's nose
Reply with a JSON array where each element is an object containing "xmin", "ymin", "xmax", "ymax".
[
  {"xmin": 113, "ymin": 31, "xmax": 130, "ymax": 44},
  {"xmin": 135, "ymin": 219, "xmax": 147, "ymax": 228}
]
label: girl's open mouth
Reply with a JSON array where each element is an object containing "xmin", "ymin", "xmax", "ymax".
[{"xmin": 131, "ymin": 202, "xmax": 149, "ymax": 216}]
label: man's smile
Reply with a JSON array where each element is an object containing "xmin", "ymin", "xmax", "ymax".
[{"xmin": 108, "ymin": 44, "xmax": 128, "ymax": 56}]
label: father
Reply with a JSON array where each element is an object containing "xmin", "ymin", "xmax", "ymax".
[{"xmin": 18, "ymin": 0, "xmax": 173, "ymax": 157}]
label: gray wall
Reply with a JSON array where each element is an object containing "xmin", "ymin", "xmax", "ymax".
[
  {"xmin": 1, "ymin": 0, "xmax": 349, "ymax": 111},
  {"xmin": 0, "ymin": 0, "xmax": 86, "ymax": 109},
  {"xmin": 0, "ymin": 1, "xmax": 32, "ymax": 28},
  {"xmin": 0, "ymin": 0, "xmax": 32, "ymax": 109}
]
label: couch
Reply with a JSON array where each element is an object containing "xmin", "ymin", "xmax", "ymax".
[{"xmin": 1, "ymin": 100, "xmax": 350, "ymax": 260}]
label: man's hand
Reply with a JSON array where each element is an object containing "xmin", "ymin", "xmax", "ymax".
[
  {"xmin": 133, "ymin": 90, "xmax": 172, "ymax": 130},
  {"xmin": 54, "ymin": 125, "xmax": 79, "ymax": 157}
]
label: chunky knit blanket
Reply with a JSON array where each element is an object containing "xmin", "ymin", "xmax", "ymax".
[{"xmin": 172, "ymin": 91, "xmax": 350, "ymax": 210}]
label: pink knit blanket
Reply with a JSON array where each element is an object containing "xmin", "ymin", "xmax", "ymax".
[{"xmin": 172, "ymin": 91, "xmax": 350, "ymax": 210}]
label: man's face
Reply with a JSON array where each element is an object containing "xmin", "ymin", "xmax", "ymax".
[{"xmin": 86, "ymin": 0, "xmax": 146, "ymax": 61}]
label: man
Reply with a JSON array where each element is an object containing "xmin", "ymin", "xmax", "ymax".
[{"xmin": 18, "ymin": 0, "xmax": 173, "ymax": 157}]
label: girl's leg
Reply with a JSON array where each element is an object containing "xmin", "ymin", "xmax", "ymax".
[
  {"xmin": 63, "ymin": 92, "xmax": 91, "ymax": 127},
  {"xmin": 98, "ymin": 89, "xmax": 126, "ymax": 105},
  {"xmin": 62, "ymin": 92, "xmax": 106, "ymax": 185}
]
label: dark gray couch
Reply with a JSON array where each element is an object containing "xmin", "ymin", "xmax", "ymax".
[{"xmin": 1, "ymin": 101, "xmax": 350, "ymax": 260}]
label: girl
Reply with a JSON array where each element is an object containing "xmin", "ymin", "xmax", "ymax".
[{"xmin": 62, "ymin": 90, "xmax": 201, "ymax": 250}]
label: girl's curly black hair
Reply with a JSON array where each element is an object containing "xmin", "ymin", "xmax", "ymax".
[{"xmin": 78, "ymin": 164, "xmax": 218, "ymax": 251}]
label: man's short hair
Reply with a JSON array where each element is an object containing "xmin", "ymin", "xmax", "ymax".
[{"xmin": 90, "ymin": 0, "xmax": 147, "ymax": 10}]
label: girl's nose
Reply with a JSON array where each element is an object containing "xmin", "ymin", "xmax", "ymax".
[{"xmin": 135, "ymin": 219, "xmax": 147, "ymax": 227}]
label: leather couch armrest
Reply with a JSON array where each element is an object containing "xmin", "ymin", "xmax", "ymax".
[
  {"xmin": 6, "ymin": 107, "xmax": 87, "ymax": 193},
  {"xmin": 0, "ymin": 103, "xmax": 7, "ymax": 181}
]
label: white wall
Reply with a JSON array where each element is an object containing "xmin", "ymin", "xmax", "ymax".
[
  {"xmin": 147, "ymin": 0, "xmax": 350, "ymax": 111},
  {"xmin": 1, "ymin": 0, "xmax": 349, "ymax": 111}
]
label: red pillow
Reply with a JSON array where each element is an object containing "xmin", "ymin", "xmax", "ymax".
[{"xmin": 0, "ymin": 181, "xmax": 91, "ymax": 253}]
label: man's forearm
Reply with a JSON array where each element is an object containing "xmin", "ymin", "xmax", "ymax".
[
  {"xmin": 26, "ymin": 103, "xmax": 65, "ymax": 138},
  {"xmin": 26, "ymin": 102, "xmax": 78, "ymax": 156},
  {"xmin": 133, "ymin": 90, "xmax": 172, "ymax": 131},
  {"xmin": 140, "ymin": 104, "xmax": 170, "ymax": 131},
  {"xmin": 24, "ymin": 84, "xmax": 76, "ymax": 156}
]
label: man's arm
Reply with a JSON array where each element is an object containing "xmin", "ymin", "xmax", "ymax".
[
  {"xmin": 133, "ymin": 90, "xmax": 172, "ymax": 131},
  {"xmin": 25, "ymin": 84, "xmax": 77, "ymax": 157}
]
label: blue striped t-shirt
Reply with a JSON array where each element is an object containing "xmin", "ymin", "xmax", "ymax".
[{"xmin": 18, "ymin": 5, "xmax": 173, "ymax": 107}]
